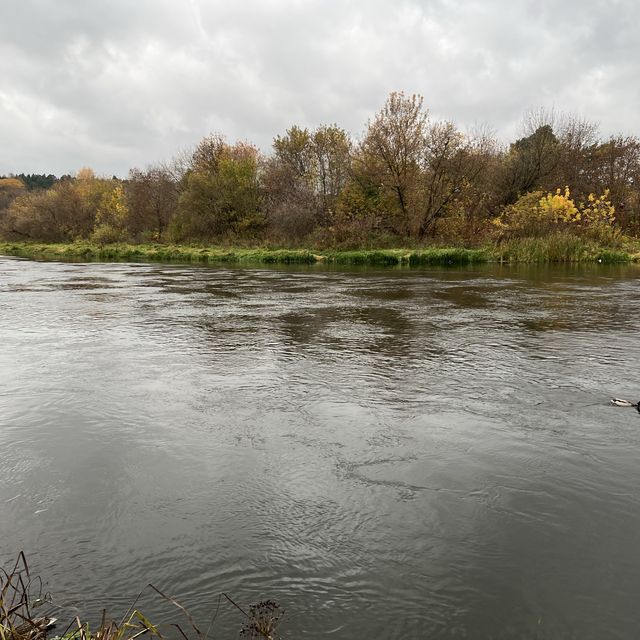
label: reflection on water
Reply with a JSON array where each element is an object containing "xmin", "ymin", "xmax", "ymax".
[{"xmin": 1, "ymin": 257, "xmax": 640, "ymax": 639}]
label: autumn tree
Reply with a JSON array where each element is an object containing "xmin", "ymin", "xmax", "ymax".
[
  {"xmin": 273, "ymin": 126, "xmax": 314, "ymax": 179},
  {"xmin": 126, "ymin": 165, "xmax": 179, "ymax": 241},
  {"xmin": 262, "ymin": 156, "xmax": 317, "ymax": 241},
  {"xmin": 588, "ymin": 135, "xmax": 640, "ymax": 230},
  {"xmin": 0, "ymin": 169, "xmax": 125, "ymax": 242},
  {"xmin": 91, "ymin": 183, "xmax": 129, "ymax": 243},
  {"xmin": 0, "ymin": 177, "xmax": 26, "ymax": 216},
  {"xmin": 311, "ymin": 125, "xmax": 352, "ymax": 219},
  {"xmin": 171, "ymin": 136, "xmax": 264, "ymax": 241},
  {"xmin": 264, "ymin": 126, "xmax": 316, "ymax": 240},
  {"xmin": 499, "ymin": 123, "xmax": 560, "ymax": 205},
  {"xmin": 354, "ymin": 93, "xmax": 493, "ymax": 239},
  {"xmin": 2, "ymin": 180, "xmax": 87, "ymax": 241},
  {"xmin": 553, "ymin": 115, "xmax": 600, "ymax": 198},
  {"xmin": 415, "ymin": 121, "xmax": 474, "ymax": 237},
  {"xmin": 358, "ymin": 92, "xmax": 427, "ymax": 233},
  {"xmin": 264, "ymin": 124, "xmax": 351, "ymax": 240}
]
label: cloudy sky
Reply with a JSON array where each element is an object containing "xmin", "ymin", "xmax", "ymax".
[{"xmin": 1, "ymin": 0, "xmax": 638, "ymax": 176}]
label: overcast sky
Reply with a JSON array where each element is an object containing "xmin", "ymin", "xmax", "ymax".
[{"xmin": 1, "ymin": 0, "xmax": 638, "ymax": 176}]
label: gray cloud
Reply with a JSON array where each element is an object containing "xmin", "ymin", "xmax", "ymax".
[{"xmin": 1, "ymin": 0, "xmax": 638, "ymax": 176}]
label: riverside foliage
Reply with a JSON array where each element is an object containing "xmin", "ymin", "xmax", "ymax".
[
  {"xmin": 1, "ymin": 93, "xmax": 639, "ymax": 250},
  {"xmin": 1, "ymin": 241, "xmax": 636, "ymax": 266},
  {"xmin": 0, "ymin": 553, "xmax": 284, "ymax": 640}
]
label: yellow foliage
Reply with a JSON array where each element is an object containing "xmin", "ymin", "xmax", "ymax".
[
  {"xmin": 498, "ymin": 187, "xmax": 616, "ymax": 237},
  {"xmin": 95, "ymin": 184, "xmax": 128, "ymax": 229},
  {"xmin": 578, "ymin": 189, "xmax": 616, "ymax": 226},
  {"xmin": 0, "ymin": 178, "xmax": 26, "ymax": 191},
  {"xmin": 538, "ymin": 187, "xmax": 579, "ymax": 223}
]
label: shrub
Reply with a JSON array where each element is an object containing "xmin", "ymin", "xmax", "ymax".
[
  {"xmin": 91, "ymin": 224, "xmax": 127, "ymax": 245},
  {"xmin": 495, "ymin": 187, "xmax": 617, "ymax": 239}
]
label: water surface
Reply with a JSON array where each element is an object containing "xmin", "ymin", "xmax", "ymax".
[{"xmin": 1, "ymin": 257, "xmax": 640, "ymax": 639}]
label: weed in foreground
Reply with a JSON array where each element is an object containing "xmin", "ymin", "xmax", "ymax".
[
  {"xmin": 1, "ymin": 554, "xmax": 283, "ymax": 640},
  {"xmin": 1, "ymin": 552, "xmax": 53, "ymax": 640}
]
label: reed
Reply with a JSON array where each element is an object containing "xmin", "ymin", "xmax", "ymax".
[
  {"xmin": 1, "ymin": 552, "xmax": 55, "ymax": 640},
  {"xmin": 0, "ymin": 554, "xmax": 283, "ymax": 640}
]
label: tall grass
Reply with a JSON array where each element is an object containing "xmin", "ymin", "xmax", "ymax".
[
  {"xmin": 493, "ymin": 233, "xmax": 633, "ymax": 263},
  {"xmin": 1, "ymin": 552, "xmax": 54, "ymax": 640},
  {"xmin": 0, "ymin": 554, "xmax": 283, "ymax": 640}
]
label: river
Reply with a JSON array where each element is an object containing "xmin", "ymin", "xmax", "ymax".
[{"xmin": 1, "ymin": 256, "xmax": 639, "ymax": 639}]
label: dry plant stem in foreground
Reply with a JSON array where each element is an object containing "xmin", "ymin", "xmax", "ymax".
[
  {"xmin": 1, "ymin": 554, "xmax": 284, "ymax": 640},
  {"xmin": 0, "ymin": 552, "xmax": 54, "ymax": 640}
]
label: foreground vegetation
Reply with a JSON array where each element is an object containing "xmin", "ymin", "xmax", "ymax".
[
  {"xmin": 1, "ymin": 93, "xmax": 639, "ymax": 253},
  {"xmin": 1, "ymin": 237, "xmax": 639, "ymax": 266},
  {"xmin": 1, "ymin": 553, "xmax": 283, "ymax": 640}
]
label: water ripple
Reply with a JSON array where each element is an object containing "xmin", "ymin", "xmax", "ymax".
[{"xmin": 1, "ymin": 258, "xmax": 640, "ymax": 638}]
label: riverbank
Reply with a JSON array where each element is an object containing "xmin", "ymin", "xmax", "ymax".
[{"xmin": 0, "ymin": 237, "xmax": 638, "ymax": 266}]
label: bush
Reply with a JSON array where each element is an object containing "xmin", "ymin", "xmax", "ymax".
[
  {"xmin": 495, "ymin": 187, "xmax": 617, "ymax": 239},
  {"xmin": 433, "ymin": 211, "xmax": 494, "ymax": 246},
  {"xmin": 91, "ymin": 224, "xmax": 128, "ymax": 245}
]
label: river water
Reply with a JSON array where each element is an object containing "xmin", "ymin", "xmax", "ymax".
[{"xmin": 1, "ymin": 256, "xmax": 639, "ymax": 639}]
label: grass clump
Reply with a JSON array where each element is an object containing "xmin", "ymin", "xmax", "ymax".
[
  {"xmin": 1, "ymin": 554, "xmax": 284, "ymax": 640},
  {"xmin": 408, "ymin": 247, "xmax": 489, "ymax": 265},
  {"xmin": 1, "ymin": 552, "xmax": 55, "ymax": 640}
]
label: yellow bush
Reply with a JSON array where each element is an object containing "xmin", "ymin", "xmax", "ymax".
[
  {"xmin": 497, "ymin": 187, "xmax": 616, "ymax": 237},
  {"xmin": 538, "ymin": 187, "xmax": 579, "ymax": 223},
  {"xmin": 579, "ymin": 190, "xmax": 616, "ymax": 226}
]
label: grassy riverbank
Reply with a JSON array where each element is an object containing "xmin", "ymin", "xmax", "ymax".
[{"xmin": 1, "ymin": 237, "xmax": 639, "ymax": 266}]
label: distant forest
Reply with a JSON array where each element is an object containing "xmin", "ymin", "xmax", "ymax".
[{"xmin": 1, "ymin": 92, "xmax": 639, "ymax": 247}]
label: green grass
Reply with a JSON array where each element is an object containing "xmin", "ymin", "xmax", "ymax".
[
  {"xmin": 492, "ymin": 234, "xmax": 635, "ymax": 264},
  {"xmin": 0, "ymin": 242, "xmax": 489, "ymax": 266},
  {"xmin": 0, "ymin": 238, "xmax": 638, "ymax": 266},
  {"xmin": 0, "ymin": 242, "xmax": 315, "ymax": 264}
]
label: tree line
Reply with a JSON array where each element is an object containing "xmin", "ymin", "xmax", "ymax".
[{"xmin": 1, "ymin": 92, "xmax": 639, "ymax": 247}]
